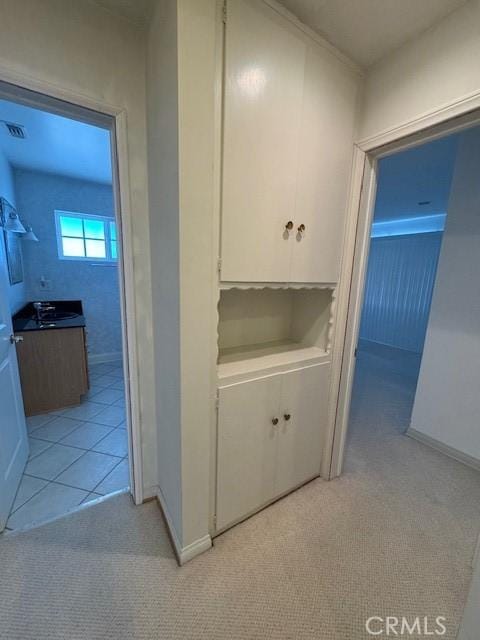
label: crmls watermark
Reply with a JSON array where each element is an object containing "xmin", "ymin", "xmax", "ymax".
[{"xmin": 365, "ymin": 616, "xmax": 447, "ymax": 636}]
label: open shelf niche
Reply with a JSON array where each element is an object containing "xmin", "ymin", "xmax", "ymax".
[{"xmin": 217, "ymin": 287, "xmax": 334, "ymax": 380}]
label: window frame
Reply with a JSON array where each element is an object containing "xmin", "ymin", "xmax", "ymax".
[{"xmin": 54, "ymin": 210, "xmax": 118, "ymax": 263}]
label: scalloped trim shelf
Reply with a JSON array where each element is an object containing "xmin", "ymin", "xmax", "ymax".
[
  {"xmin": 219, "ymin": 282, "xmax": 337, "ymax": 290},
  {"xmin": 218, "ymin": 340, "xmax": 330, "ymax": 384}
]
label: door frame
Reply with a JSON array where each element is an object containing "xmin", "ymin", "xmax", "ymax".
[
  {"xmin": 328, "ymin": 101, "xmax": 480, "ymax": 479},
  {"xmin": 0, "ymin": 70, "xmax": 144, "ymax": 504}
]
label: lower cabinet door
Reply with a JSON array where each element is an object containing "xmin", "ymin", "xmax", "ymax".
[
  {"xmin": 216, "ymin": 374, "xmax": 281, "ymax": 530},
  {"xmin": 275, "ymin": 363, "xmax": 330, "ymax": 497}
]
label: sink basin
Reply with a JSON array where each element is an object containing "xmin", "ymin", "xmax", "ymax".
[{"xmin": 32, "ymin": 311, "xmax": 79, "ymax": 321}]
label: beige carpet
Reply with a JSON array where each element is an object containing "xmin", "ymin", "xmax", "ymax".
[{"xmin": 1, "ymin": 343, "xmax": 480, "ymax": 639}]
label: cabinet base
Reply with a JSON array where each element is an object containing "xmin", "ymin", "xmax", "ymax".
[{"xmin": 212, "ymin": 472, "xmax": 323, "ymax": 538}]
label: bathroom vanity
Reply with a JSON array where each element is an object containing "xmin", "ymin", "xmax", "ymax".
[{"xmin": 13, "ymin": 301, "xmax": 88, "ymax": 415}]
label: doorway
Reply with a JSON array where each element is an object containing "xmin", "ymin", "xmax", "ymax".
[
  {"xmin": 0, "ymin": 81, "xmax": 140, "ymax": 532},
  {"xmin": 330, "ymin": 102, "xmax": 480, "ymax": 480},
  {"xmin": 348, "ymin": 133, "xmax": 457, "ymax": 445}
]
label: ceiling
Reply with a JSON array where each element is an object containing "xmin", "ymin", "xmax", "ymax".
[
  {"xmin": 0, "ymin": 99, "xmax": 112, "ymax": 185},
  {"xmin": 90, "ymin": 0, "xmax": 156, "ymax": 28},
  {"xmin": 90, "ymin": 0, "xmax": 469, "ymax": 67},
  {"xmin": 277, "ymin": 0, "xmax": 468, "ymax": 66},
  {"xmin": 374, "ymin": 134, "xmax": 459, "ymax": 223}
]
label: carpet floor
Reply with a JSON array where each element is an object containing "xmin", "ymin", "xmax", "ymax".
[{"xmin": 1, "ymin": 343, "xmax": 480, "ymax": 639}]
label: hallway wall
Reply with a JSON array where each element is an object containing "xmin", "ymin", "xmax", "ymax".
[
  {"xmin": 359, "ymin": 232, "xmax": 442, "ymax": 352},
  {"xmin": 0, "ymin": 0, "xmax": 156, "ymax": 493},
  {"xmin": 360, "ymin": 0, "xmax": 480, "ymax": 141}
]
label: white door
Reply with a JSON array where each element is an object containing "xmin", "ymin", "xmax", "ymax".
[
  {"xmin": 290, "ymin": 45, "xmax": 358, "ymax": 283},
  {"xmin": 216, "ymin": 374, "xmax": 281, "ymax": 530},
  {"xmin": 220, "ymin": 0, "xmax": 306, "ymax": 282},
  {"xmin": 275, "ymin": 363, "xmax": 330, "ymax": 496},
  {"xmin": 0, "ymin": 233, "xmax": 28, "ymax": 530}
]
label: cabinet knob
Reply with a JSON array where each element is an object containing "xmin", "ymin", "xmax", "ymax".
[
  {"xmin": 10, "ymin": 334, "xmax": 23, "ymax": 344},
  {"xmin": 285, "ymin": 220, "xmax": 293, "ymax": 231},
  {"xmin": 297, "ymin": 223, "xmax": 306, "ymax": 233},
  {"xmin": 283, "ymin": 413, "xmax": 291, "ymax": 421},
  {"xmin": 271, "ymin": 417, "xmax": 279, "ymax": 426}
]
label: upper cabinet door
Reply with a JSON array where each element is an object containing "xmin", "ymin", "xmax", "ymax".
[
  {"xmin": 275, "ymin": 363, "xmax": 330, "ymax": 496},
  {"xmin": 220, "ymin": 0, "xmax": 306, "ymax": 282},
  {"xmin": 290, "ymin": 45, "xmax": 359, "ymax": 284}
]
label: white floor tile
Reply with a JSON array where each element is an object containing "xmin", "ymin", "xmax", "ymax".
[
  {"xmin": 81, "ymin": 492, "xmax": 103, "ymax": 505},
  {"xmin": 28, "ymin": 437, "xmax": 53, "ymax": 460},
  {"xmin": 89, "ymin": 388, "xmax": 124, "ymax": 405},
  {"xmin": 95, "ymin": 459, "xmax": 129, "ymax": 495},
  {"xmin": 60, "ymin": 401, "xmax": 104, "ymax": 421},
  {"xmin": 93, "ymin": 374, "xmax": 118, "ymax": 388},
  {"xmin": 60, "ymin": 422, "xmax": 114, "ymax": 450},
  {"xmin": 83, "ymin": 383, "xmax": 108, "ymax": 399},
  {"xmin": 24, "ymin": 444, "xmax": 84, "ymax": 480},
  {"xmin": 55, "ymin": 451, "xmax": 121, "ymax": 492},
  {"xmin": 92, "ymin": 429, "xmax": 128, "ymax": 457},
  {"xmin": 89, "ymin": 405, "xmax": 125, "ymax": 427},
  {"xmin": 29, "ymin": 416, "xmax": 84, "ymax": 443},
  {"xmin": 26, "ymin": 414, "xmax": 55, "ymax": 433},
  {"xmin": 107, "ymin": 369, "xmax": 124, "ymax": 379},
  {"xmin": 89, "ymin": 363, "xmax": 116, "ymax": 376},
  {"xmin": 7, "ymin": 482, "xmax": 88, "ymax": 530},
  {"xmin": 10, "ymin": 475, "xmax": 48, "ymax": 513},
  {"xmin": 109, "ymin": 379, "xmax": 125, "ymax": 391}
]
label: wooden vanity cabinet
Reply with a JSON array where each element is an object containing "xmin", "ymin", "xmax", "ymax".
[{"xmin": 15, "ymin": 327, "xmax": 89, "ymax": 416}]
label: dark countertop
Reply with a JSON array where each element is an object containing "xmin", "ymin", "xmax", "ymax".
[{"xmin": 13, "ymin": 300, "xmax": 86, "ymax": 332}]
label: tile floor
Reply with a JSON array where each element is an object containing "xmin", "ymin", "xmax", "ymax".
[{"xmin": 6, "ymin": 360, "xmax": 130, "ymax": 531}]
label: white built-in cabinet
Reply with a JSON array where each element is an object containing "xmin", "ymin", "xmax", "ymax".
[
  {"xmin": 220, "ymin": 0, "xmax": 358, "ymax": 284},
  {"xmin": 214, "ymin": 0, "xmax": 359, "ymax": 534},
  {"xmin": 216, "ymin": 363, "xmax": 330, "ymax": 531}
]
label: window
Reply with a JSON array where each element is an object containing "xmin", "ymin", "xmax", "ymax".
[{"xmin": 55, "ymin": 211, "xmax": 118, "ymax": 262}]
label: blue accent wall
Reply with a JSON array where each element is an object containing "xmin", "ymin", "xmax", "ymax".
[
  {"xmin": 0, "ymin": 149, "xmax": 27, "ymax": 314},
  {"xmin": 359, "ymin": 232, "xmax": 443, "ymax": 353},
  {"xmin": 14, "ymin": 169, "xmax": 121, "ymax": 360}
]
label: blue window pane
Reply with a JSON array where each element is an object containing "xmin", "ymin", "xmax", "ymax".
[
  {"xmin": 84, "ymin": 219, "xmax": 105, "ymax": 239},
  {"xmin": 110, "ymin": 221, "xmax": 117, "ymax": 240},
  {"xmin": 111, "ymin": 240, "xmax": 117, "ymax": 260},
  {"xmin": 63, "ymin": 237, "xmax": 85, "ymax": 257},
  {"xmin": 60, "ymin": 215, "xmax": 83, "ymax": 238},
  {"xmin": 85, "ymin": 239, "xmax": 106, "ymax": 258}
]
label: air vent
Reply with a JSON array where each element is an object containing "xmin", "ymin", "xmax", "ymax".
[{"xmin": 4, "ymin": 122, "xmax": 26, "ymax": 139}]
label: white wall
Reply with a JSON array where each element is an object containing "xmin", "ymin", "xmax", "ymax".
[
  {"xmin": 146, "ymin": 0, "xmax": 183, "ymax": 539},
  {"xmin": 360, "ymin": 0, "xmax": 480, "ymax": 141},
  {"xmin": 410, "ymin": 129, "xmax": 480, "ymax": 460},
  {"xmin": 0, "ymin": 0, "xmax": 156, "ymax": 492},
  {"xmin": 146, "ymin": 0, "xmax": 216, "ymax": 552},
  {"xmin": 177, "ymin": 0, "xmax": 216, "ymax": 550},
  {"xmin": 0, "ymin": 149, "xmax": 27, "ymax": 313}
]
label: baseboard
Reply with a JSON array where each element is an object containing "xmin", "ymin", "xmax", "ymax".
[
  {"xmin": 178, "ymin": 534, "xmax": 212, "ymax": 565},
  {"xmin": 142, "ymin": 485, "xmax": 159, "ymax": 502},
  {"xmin": 406, "ymin": 428, "xmax": 480, "ymax": 472},
  {"xmin": 154, "ymin": 486, "xmax": 212, "ymax": 566},
  {"xmin": 88, "ymin": 351, "xmax": 123, "ymax": 365}
]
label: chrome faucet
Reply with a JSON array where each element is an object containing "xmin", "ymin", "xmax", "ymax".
[{"xmin": 33, "ymin": 301, "xmax": 55, "ymax": 322}]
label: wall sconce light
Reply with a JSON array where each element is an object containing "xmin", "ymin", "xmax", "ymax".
[
  {"xmin": 22, "ymin": 225, "xmax": 39, "ymax": 242},
  {"xmin": 0, "ymin": 196, "xmax": 26, "ymax": 234}
]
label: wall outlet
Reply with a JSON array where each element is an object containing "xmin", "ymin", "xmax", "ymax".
[{"xmin": 39, "ymin": 277, "xmax": 52, "ymax": 291}]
